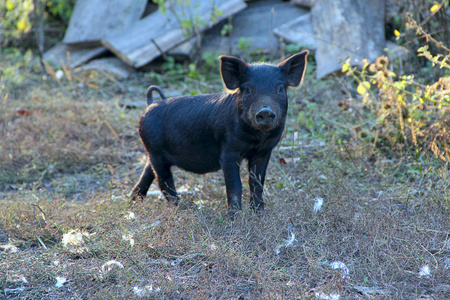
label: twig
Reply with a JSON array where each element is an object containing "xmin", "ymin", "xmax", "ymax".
[
  {"xmin": 342, "ymin": 142, "xmax": 357, "ymax": 167},
  {"xmin": 371, "ymin": 130, "xmax": 379, "ymax": 153},
  {"xmin": 104, "ymin": 120, "xmax": 120, "ymax": 139},
  {"xmin": 32, "ymin": 0, "xmax": 46, "ymax": 74},
  {"xmin": 61, "ymin": 53, "xmax": 73, "ymax": 83},
  {"xmin": 36, "ymin": 235, "xmax": 48, "ymax": 249},
  {"xmin": 32, "ymin": 204, "xmax": 47, "ymax": 220},
  {"xmin": 277, "ymin": 143, "xmax": 326, "ymax": 151},
  {"xmin": 407, "ymin": 12, "xmax": 450, "ymax": 53},
  {"xmin": 151, "ymin": 39, "xmax": 169, "ymax": 61},
  {"xmin": 417, "ymin": 3, "xmax": 444, "ymax": 28}
]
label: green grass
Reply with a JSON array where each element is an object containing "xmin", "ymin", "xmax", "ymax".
[{"xmin": 0, "ymin": 49, "xmax": 449, "ymax": 299}]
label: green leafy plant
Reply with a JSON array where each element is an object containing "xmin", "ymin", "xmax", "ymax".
[
  {"xmin": 46, "ymin": 0, "xmax": 75, "ymax": 24},
  {"xmin": 220, "ymin": 24, "xmax": 232, "ymax": 37},
  {"xmin": 0, "ymin": 48, "xmax": 38, "ymax": 91},
  {"xmin": 236, "ymin": 37, "xmax": 251, "ymax": 53},
  {"xmin": 1, "ymin": 0, "xmax": 34, "ymax": 38},
  {"xmin": 343, "ymin": 16, "xmax": 450, "ymax": 162},
  {"xmin": 0, "ymin": 0, "xmax": 74, "ymax": 42},
  {"xmin": 153, "ymin": 0, "xmax": 222, "ymax": 51}
]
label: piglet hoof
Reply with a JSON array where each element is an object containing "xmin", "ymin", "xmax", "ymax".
[
  {"xmin": 227, "ymin": 205, "xmax": 242, "ymax": 220},
  {"xmin": 250, "ymin": 202, "xmax": 264, "ymax": 213},
  {"xmin": 171, "ymin": 197, "xmax": 196, "ymax": 211},
  {"xmin": 168, "ymin": 200, "xmax": 179, "ymax": 208},
  {"xmin": 228, "ymin": 209, "xmax": 237, "ymax": 221},
  {"xmin": 130, "ymin": 193, "xmax": 144, "ymax": 203}
]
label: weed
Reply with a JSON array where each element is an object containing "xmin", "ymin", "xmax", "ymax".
[
  {"xmin": 153, "ymin": 0, "xmax": 223, "ymax": 52},
  {"xmin": 342, "ymin": 14, "xmax": 450, "ymax": 163}
]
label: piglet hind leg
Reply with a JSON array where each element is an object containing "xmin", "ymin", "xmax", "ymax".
[
  {"xmin": 150, "ymin": 158, "xmax": 180, "ymax": 205},
  {"xmin": 131, "ymin": 160, "xmax": 155, "ymax": 201}
]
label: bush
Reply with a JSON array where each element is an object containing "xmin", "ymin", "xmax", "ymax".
[
  {"xmin": 343, "ymin": 7, "xmax": 450, "ymax": 162},
  {"xmin": 1, "ymin": 0, "xmax": 34, "ymax": 38},
  {"xmin": 0, "ymin": 0, "xmax": 75, "ymax": 45}
]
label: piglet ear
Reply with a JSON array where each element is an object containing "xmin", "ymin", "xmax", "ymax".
[
  {"xmin": 219, "ymin": 55, "xmax": 248, "ymax": 91},
  {"xmin": 279, "ymin": 50, "xmax": 309, "ymax": 87}
]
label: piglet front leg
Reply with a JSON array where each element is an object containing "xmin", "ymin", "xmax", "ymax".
[
  {"xmin": 220, "ymin": 152, "xmax": 242, "ymax": 215},
  {"xmin": 248, "ymin": 152, "xmax": 271, "ymax": 211}
]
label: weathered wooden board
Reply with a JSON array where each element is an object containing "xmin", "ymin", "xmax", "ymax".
[
  {"xmin": 200, "ymin": 0, "xmax": 308, "ymax": 57},
  {"xmin": 75, "ymin": 57, "xmax": 135, "ymax": 79},
  {"xmin": 63, "ymin": 0, "xmax": 147, "ymax": 46},
  {"xmin": 273, "ymin": 13, "xmax": 316, "ymax": 50},
  {"xmin": 43, "ymin": 43, "xmax": 107, "ymax": 68},
  {"xmin": 291, "ymin": 0, "xmax": 315, "ymax": 8},
  {"xmin": 167, "ymin": 39, "xmax": 197, "ymax": 60},
  {"xmin": 312, "ymin": 0, "xmax": 386, "ymax": 79},
  {"xmin": 102, "ymin": 0, "xmax": 247, "ymax": 68},
  {"xmin": 385, "ymin": 41, "xmax": 409, "ymax": 60}
]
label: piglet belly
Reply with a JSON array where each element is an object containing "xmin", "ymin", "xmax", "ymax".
[{"xmin": 170, "ymin": 144, "xmax": 221, "ymax": 174}]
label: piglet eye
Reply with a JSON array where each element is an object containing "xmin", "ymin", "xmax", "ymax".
[
  {"xmin": 242, "ymin": 86, "xmax": 251, "ymax": 96},
  {"xmin": 277, "ymin": 84, "xmax": 286, "ymax": 96}
]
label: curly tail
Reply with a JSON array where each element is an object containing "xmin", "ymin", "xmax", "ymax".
[{"xmin": 146, "ymin": 85, "xmax": 167, "ymax": 105}]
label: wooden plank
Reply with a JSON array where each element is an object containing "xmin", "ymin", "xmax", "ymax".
[
  {"xmin": 291, "ymin": 0, "xmax": 315, "ymax": 8},
  {"xmin": 311, "ymin": 0, "xmax": 386, "ymax": 79},
  {"xmin": 75, "ymin": 57, "xmax": 135, "ymax": 79},
  {"xmin": 102, "ymin": 0, "xmax": 247, "ymax": 68},
  {"xmin": 63, "ymin": 0, "xmax": 147, "ymax": 46},
  {"xmin": 385, "ymin": 41, "xmax": 409, "ymax": 60},
  {"xmin": 43, "ymin": 43, "xmax": 107, "ymax": 68},
  {"xmin": 200, "ymin": 0, "xmax": 308, "ymax": 57},
  {"xmin": 167, "ymin": 38, "xmax": 198, "ymax": 60},
  {"xmin": 273, "ymin": 13, "xmax": 316, "ymax": 50}
]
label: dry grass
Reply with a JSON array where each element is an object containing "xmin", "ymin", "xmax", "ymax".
[
  {"xmin": 0, "ymin": 82, "xmax": 141, "ymax": 188},
  {"xmin": 0, "ymin": 53, "xmax": 449, "ymax": 299}
]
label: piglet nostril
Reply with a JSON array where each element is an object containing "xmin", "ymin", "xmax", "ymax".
[{"xmin": 255, "ymin": 108, "xmax": 276, "ymax": 125}]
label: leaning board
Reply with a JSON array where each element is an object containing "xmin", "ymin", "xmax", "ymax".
[
  {"xmin": 63, "ymin": 0, "xmax": 147, "ymax": 46},
  {"xmin": 102, "ymin": 0, "xmax": 247, "ymax": 68}
]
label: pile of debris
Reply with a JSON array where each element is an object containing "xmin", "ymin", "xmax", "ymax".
[
  {"xmin": 44, "ymin": 0, "xmax": 248, "ymax": 78},
  {"xmin": 44, "ymin": 0, "xmax": 406, "ymax": 79}
]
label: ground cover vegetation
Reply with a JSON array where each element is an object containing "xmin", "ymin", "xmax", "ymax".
[{"xmin": 0, "ymin": 0, "xmax": 449, "ymax": 299}]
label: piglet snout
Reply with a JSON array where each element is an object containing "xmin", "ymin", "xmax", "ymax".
[{"xmin": 255, "ymin": 106, "xmax": 276, "ymax": 127}]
